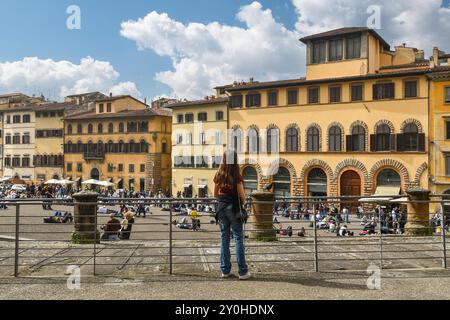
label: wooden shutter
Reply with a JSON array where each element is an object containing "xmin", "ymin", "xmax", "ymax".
[
  {"xmin": 346, "ymin": 135, "xmax": 353, "ymax": 152},
  {"xmin": 373, "ymin": 84, "xmax": 379, "ymax": 100},
  {"xmin": 370, "ymin": 134, "xmax": 377, "ymax": 152},
  {"xmin": 390, "ymin": 134, "xmax": 397, "ymax": 151},
  {"xmin": 418, "ymin": 133, "xmax": 426, "ymax": 152},
  {"xmin": 396, "ymin": 134, "xmax": 405, "ymax": 152}
]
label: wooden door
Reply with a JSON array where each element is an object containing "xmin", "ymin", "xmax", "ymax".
[{"xmin": 340, "ymin": 170, "xmax": 362, "ymax": 213}]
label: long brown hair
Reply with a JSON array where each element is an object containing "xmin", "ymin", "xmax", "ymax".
[{"xmin": 214, "ymin": 150, "xmax": 240, "ymax": 189}]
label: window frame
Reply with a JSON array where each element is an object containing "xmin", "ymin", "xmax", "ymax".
[
  {"xmin": 308, "ymin": 87, "xmax": 320, "ymax": 104},
  {"xmin": 346, "ymin": 35, "xmax": 361, "ymax": 60},
  {"xmin": 373, "ymin": 82, "xmax": 395, "ymax": 100},
  {"xmin": 328, "ymin": 38, "xmax": 343, "ymax": 61},
  {"xmin": 350, "ymin": 83, "xmax": 364, "ymax": 102},
  {"xmin": 245, "ymin": 92, "xmax": 261, "ymax": 108},
  {"xmin": 329, "ymin": 85, "xmax": 342, "ymax": 103},
  {"xmin": 445, "ymin": 86, "xmax": 450, "ymax": 104},
  {"xmin": 404, "ymin": 79, "xmax": 419, "ymax": 99},
  {"xmin": 267, "ymin": 91, "xmax": 278, "ymax": 107},
  {"xmin": 287, "ymin": 89, "xmax": 299, "ymax": 105}
]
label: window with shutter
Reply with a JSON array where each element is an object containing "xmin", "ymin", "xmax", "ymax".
[
  {"xmin": 287, "ymin": 90, "xmax": 298, "ymax": 105},
  {"xmin": 329, "ymin": 86, "xmax": 342, "ymax": 103},
  {"xmin": 404, "ymin": 80, "xmax": 418, "ymax": 98},
  {"xmin": 351, "ymin": 84, "xmax": 363, "ymax": 101},
  {"xmin": 373, "ymin": 83, "xmax": 395, "ymax": 100},
  {"xmin": 308, "ymin": 87, "xmax": 319, "ymax": 104}
]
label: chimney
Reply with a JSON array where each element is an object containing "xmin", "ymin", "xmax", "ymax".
[{"xmin": 432, "ymin": 47, "xmax": 440, "ymax": 67}]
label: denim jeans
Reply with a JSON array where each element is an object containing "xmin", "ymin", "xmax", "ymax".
[{"xmin": 218, "ymin": 204, "xmax": 248, "ymax": 276}]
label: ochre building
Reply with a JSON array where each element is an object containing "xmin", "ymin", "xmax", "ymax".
[
  {"xmin": 168, "ymin": 97, "xmax": 228, "ymax": 197},
  {"xmin": 63, "ymin": 95, "xmax": 172, "ymax": 193},
  {"xmin": 216, "ymin": 27, "xmax": 437, "ymax": 210}
]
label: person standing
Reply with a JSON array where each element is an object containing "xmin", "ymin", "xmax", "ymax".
[
  {"xmin": 214, "ymin": 150, "xmax": 251, "ymax": 280},
  {"xmin": 342, "ymin": 206, "xmax": 350, "ymax": 224}
]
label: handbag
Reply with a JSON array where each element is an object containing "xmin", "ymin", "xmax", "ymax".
[{"xmin": 237, "ymin": 195, "xmax": 249, "ymax": 224}]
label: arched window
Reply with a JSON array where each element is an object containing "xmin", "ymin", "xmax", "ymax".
[
  {"xmin": 243, "ymin": 167, "xmax": 258, "ymax": 194},
  {"xmin": 140, "ymin": 140, "xmax": 148, "ymax": 153},
  {"xmin": 377, "ymin": 169, "xmax": 401, "ymax": 188},
  {"xmin": 286, "ymin": 127, "xmax": 299, "ymax": 152},
  {"xmin": 139, "ymin": 121, "xmax": 149, "ymax": 132},
  {"xmin": 273, "ymin": 167, "xmax": 291, "ymax": 197},
  {"xmin": 118, "ymin": 140, "xmax": 125, "ymax": 153},
  {"xmin": 376, "ymin": 124, "xmax": 391, "ymax": 151},
  {"xmin": 88, "ymin": 123, "xmax": 93, "ymax": 134},
  {"xmin": 98, "ymin": 123, "xmax": 103, "ymax": 134},
  {"xmin": 351, "ymin": 125, "xmax": 366, "ymax": 151},
  {"xmin": 404, "ymin": 123, "xmax": 419, "ymax": 151},
  {"xmin": 129, "ymin": 140, "xmax": 136, "ymax": 153},
  {"xmin": 77, "ymin": 141, "xmax": 83, "ymax": 153},
  {"xmin": 67, "ymin": 141, "xmax": 73, "ymax": 153},
  {"xmin": 307, "ymin": 168, "xmax": 328, "ymax": 197},
  {"xmin": 67, "ymin": 124, "xmax": 73, "ymax": 135},
  {"xmin": 248, "ymin": 128, "xmax": 259, "ymax": 154},
  {"xmin": 77, "ymin": 124, "xmax": 83, "ymax": 134},
  {"xmin": 307, "ymin": 127, "xmax": 320, "ymax": 152},
  {"xmin": 107, "ymin": 141, "xmax": 114, "ymax": 153},
  {"xmin": 87, "ymin": 141, "xmax": 94, "ymax": 153},
  {"xmin": 328, "ymin": 126, "xmax": 342, "ymax": 152},
  {"xmin": 97, "ymin": 141, "xmax": 104, "ymax": 153},
  {"xmin": 108, "ymin": 123, "xmax": 114, "ymax": 134},
  {"xmin": 119, "ymin": 122, "xmax": 125, "ymax": 133},
  {"xmin": 231, "ymin": 129, "xmax": 243, "ymax": 153},
  {"xmin": 267, "ymin": 128, "xmax": 279, "ymax": 153}
]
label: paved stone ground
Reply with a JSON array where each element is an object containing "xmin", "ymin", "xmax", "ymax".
[
  {"xmin": 0, "ymin": 203, "xmax": 449, "ymax": 300},
  {"xmin": 1, "ymin": 270, "xmax": 450, "ymax": 300}
]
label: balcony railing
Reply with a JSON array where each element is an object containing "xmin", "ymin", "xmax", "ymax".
[{"xmin": 83, "ymin": 151, "xmax": 105, "ymax": 160}]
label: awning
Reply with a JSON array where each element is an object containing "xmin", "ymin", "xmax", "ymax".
[
  {"xmin": 359, "ymin": 197, "xmax": 393, "ymax": 203},
  {"xmin": 390, "ymin": 197, "xmax": 409, "ymax": 203},
  {"xmin": 183, "ymin": 184, "xmax": 192, "ymax": 188},
  {"xmin": 198, "ymin": 185, "xmax": 207, "ymax": 189},
  {"xmin": 307, "ymin": 183, "xmax": 327, "ymax": 193},
  {"xmin": 374, "ymin": 186, "xmax": 401, "ymax": 196}
]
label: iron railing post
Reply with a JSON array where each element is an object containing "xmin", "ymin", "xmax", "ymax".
[
  {"xmin": 94, "ymin": 206, "xmax": 98, "ymax": 276},
  {"xmin": 379, "ymin": 209, "xmax": 383, "ymax": 270},
  {"xmin": 440, "ymin": 202, "xmax": 447, "ymax": 269},
  {"xmin": 313, "ymin": 204, "xmax": 319, "ymax": 272},
  {"xmin": 14, "ymin": 204, "xmax": 20, "ymax": 277},
  {"xmin": 169, "ymin": 201, "xmax": 173, "ymax": 275}
]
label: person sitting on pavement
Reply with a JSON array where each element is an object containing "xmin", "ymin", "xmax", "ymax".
[
  {"xmin": 119, "ymin": 211, "xmax": 135, "ymax": 240},
  {"xmin": 102, "ymin": 213, "xmax": 122, "ymax": 241}
]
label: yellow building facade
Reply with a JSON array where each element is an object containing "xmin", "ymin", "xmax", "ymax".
[
  {"xmin": 428, "ymin": 69, "xmax": 450, "ymax": 199},
  {"xmin": 63, "ymin": 95, "xmax": 172, "ymax": 193},
  {"xmin": 169, "ymin": 98, "xmax": 228, "ymax": 197},
  {"xmin": 215, "ymin": 28, "xmax": 433, "ymax": 210}
]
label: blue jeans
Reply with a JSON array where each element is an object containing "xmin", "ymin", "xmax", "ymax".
[{"xmin": 218, "ymin": 204, "xmax": 248, "ymax": 276}]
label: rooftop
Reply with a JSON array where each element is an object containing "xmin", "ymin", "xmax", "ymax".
[
  {"xmin": 166, "ymin": 97, "xmax": 229, "ymax": 108},
  {"xmin": 299, "ymin": 27, "xmax": 391, "ymax": 50},
  {"xmin": 64, "ymin": 107, "xmax": 171, "ymax": 120}
]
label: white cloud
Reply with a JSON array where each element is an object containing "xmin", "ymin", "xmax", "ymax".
[
  {"xmin": 292, "ymin": 0, "xmax": 450, "ymax": 54},
  {"xmin": 120, "ymin": 1, "xmax": 304, "ymax": 99},
  {"xmin": 0, "ymin": 56, "xmax": 140, "ymax": 100},
  {"xmin": 121, "ymin": 0, "xmax": 450, "ymax": 99},
  {"xmin": 109, "ymin": 81, "xmax": 141, "ymax": 97}
]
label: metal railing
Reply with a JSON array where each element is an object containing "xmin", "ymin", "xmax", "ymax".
[{"xmin": 0, "ymin": 195, "xmax": 448, "ymax": 278}]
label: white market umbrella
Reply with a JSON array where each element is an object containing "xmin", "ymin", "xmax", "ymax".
[
  {"xmin": 58, "ymin": 179, "xmax": 75, "ymax": 185},
  {"xmin": 0, "ymin": 177, "xmax": 11, "ymax": 183},
  {"xmin": 11, "ymin": 185, "xmax": 26, "ymax": 192},
  {"xmin": 44, "ymin": 179, "xmax": 61, "ymax": 185},
  {"xmin": 82, "ymin": 179, "xmax": 101, "ymax": 186},
  {"xmin": 97, "ymin": 181, "xmax": 115, "ymax": 187}
]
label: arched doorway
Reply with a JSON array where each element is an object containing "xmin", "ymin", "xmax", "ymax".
[
  {"xmin": 90, "ymin": 168, "xmax": 100, "ymax": 180},
  {"xmin": 243, "ymin": 166, "xmax": 258, "ymax": 195},
  {"xmin": 340, "ymin": 170, "xmax": 362, "ymax": 213},
  {"xmin": 273, "ymin": 167, "xmax": 291, "ymax": 197},
  {"xmin": 307, "ymin": 168, "xmax": 327, "ymax": 197}
]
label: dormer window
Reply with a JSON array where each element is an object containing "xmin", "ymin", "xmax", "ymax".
[
  {"xmin": 346, "ymin": 36, "xmax": 361, "ymax": 59},
  {"xmin": 329, "ymin": 39, "xmax": 343, "ymax": 61},
  {"xmin": 312, "ymin": 41, "xmax": 326, "ymax": 64}
]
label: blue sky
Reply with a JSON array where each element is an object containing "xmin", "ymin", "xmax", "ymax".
[{"xmin": 0, "ymin": 0, "xmax": 449, "ymax": 101}]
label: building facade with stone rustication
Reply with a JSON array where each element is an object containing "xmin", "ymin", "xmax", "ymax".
[
  {"xmin": 63, "ymin": 95, "xmax": 172, "ymax": 194},
  {"xmin": 213, "ymin": 27, "xmax": 449, "ymax": 211},
  {"xmin": 168, "ymin": 97, "xmax": 229, "ymax": 198}
]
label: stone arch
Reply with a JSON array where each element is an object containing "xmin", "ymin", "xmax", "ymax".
[
  {"xmin": 401, "ymin": 119, "xmax": 423, "ymax": 133},
  {"xmin": 414, "ymin": 162, "xmax": 428, "ymax": 188},
  {"xmin": 241, "ymin": 159, "xmax": 264, "ymax": 178},
  {"xmin": 349, "ymin": 120, "xmax": 369, "ymax": 151},
  {"xmin": 327, "ymin": 122, "xmax": 345, "ymax": 151},
  {"xmin": 305, "ymin": 123, "xmax": 323, "ymax": 152},
  {"xmin": 374, "ymin": 120, "xmax": 395, "ymax": 134},
  {"xmin": 370, "ymin": 159, "xmax": 410, "ymax": 190},
  {"xmin": 267, "ymin": 158, "xmax": 297, "ymax": 178},
  {"xmin": 334, "ymin": 159, "xmax": 369, "ymax": 182},
  {"xmin": 299, "ymin": 159, "xmax": 333, "ymax": 182},
  {"xmin": 285, "ymin": 123, "xmax": 301, "ymax": 152}
]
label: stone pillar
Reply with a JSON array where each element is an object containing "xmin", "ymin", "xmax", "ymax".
[
  {"xmin": 250, "ymin": 192, "xmax": 277, "ymax": 241},
  {"xmin": 405, "ymin": 189, "xmax": 432, "ymax": 236},
  {"xmin": 71, "ymin": 191, "xmax": 100, "ymax": 244}
]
